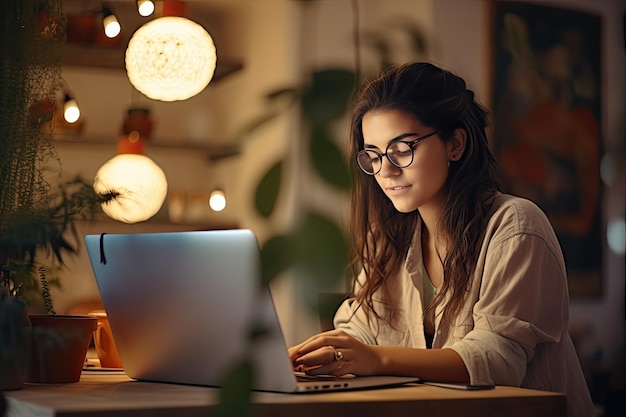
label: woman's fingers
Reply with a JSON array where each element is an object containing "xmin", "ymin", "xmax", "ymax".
[
  {"xmin": 289, "ymin": 330, "xmax": 355, "ymax": 373},
  {"xmin": 289, "ymin": 332, "xmax": 381, "ymax": 377},
  {"xmin": 290, "ymin": 330, "xmax": 349, "ymax": 357},
  {"xmin": 303, "ymin": 359, "xmax": 350, "ymax": 376},
  {"xmin": 295, "ymin": 345, "xmax": 338, "ymax": 366},
  {"xmin": 297, "ymin": 346, "xmax": 351, "ymax": 376}
]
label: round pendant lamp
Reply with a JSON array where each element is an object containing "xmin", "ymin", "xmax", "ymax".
[
  {"xmin": 93, "ymin": 154, "xmax": 168, "ymax": 223},
  {"xmin": 125, "ymin": 1, "xmax": 217, "ymax": 102}
]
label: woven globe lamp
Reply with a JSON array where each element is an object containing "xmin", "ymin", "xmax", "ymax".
[
  {"xmin": 125, "ymin": 1, "xmax": 216, "ymax": 102},
  {"xmin": 93, "ymin": 154, "xmax": 168, "ymax": 224}
]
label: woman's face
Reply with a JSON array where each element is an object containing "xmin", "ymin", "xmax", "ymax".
[{"xmin": 361, "ymin": 109, "xmax": 451, "ymax": 213}]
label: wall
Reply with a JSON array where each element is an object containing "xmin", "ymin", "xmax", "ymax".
[
  {"xmin": 52, "ymin": 0, "xmax": 303, "ymax": 316},
  {"xmin": 432, "ymin": 0, "xmax": 625, "ymax": 370},
  {"xmin": 51, "ymin": 0, "xmax": 624, "ymax": 366},
  {"xmin": 541, "ymin": 0, "xmax": 626, "ymax": 372}
]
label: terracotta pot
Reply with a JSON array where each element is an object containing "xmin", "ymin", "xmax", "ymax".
[
  {"xmin": 26, "ymin": 315, "xmax": 97, "ymax": 384},
  {"xmin": 66, "ymin": 13, "xmax": 97, "ymax": 44},
  {"xmin": 122, "ymin": 108, "xmax": 153, "ymax": 139},
  {"xmin": 117, "ymin": 133, "xmax": 146, "ymax": 154},
  {"xmin": 0, "ymin": 298, "xmax": 31, "ymax": 391}
]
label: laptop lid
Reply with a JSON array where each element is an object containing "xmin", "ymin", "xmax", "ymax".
[{"xmin": 85, "ymin": 229, "xmax": 417, "ymax": 393}]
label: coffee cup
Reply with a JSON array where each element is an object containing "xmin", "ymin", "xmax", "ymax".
[{"xmin": 88, "ymin": 310, "xmax": 122, "ymax": 369}]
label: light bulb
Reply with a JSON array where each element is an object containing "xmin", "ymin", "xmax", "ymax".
[
  {"xmin": 209, "ymin": 190, "xmax": 226, "ymax": 212},
  {"xmin": 137, "ymin": 0, "xmax": 155, "ymax": 17},
  {"xmin": 104, "ymin": 14, "xmax": 121, "ymax": 38},
  {"xmin": 63, "ymin": 98, "xmax": 80, "ymax": 123}
]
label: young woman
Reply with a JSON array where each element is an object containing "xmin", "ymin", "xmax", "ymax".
[{"xmin": 288, "ymin": 62, "xmax": 595, "ymax": 417}]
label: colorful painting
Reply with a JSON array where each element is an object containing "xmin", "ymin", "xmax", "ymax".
[{"xmin": 491, "ymin": 1, "xmax": 603, "ymax": 297}]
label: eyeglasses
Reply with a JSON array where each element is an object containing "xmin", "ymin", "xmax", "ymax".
[{"xmin": 356, "ymin": 131, "xmax": 440, "ymax": 175}]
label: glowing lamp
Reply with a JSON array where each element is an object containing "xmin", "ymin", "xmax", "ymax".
[
  {"xmin": 102, "ymin": 2, "xmax": 121, "ymax": 38},
  {"xmin": 209, "ymin": 189, "xmax": 226, "ymax": 212},
  {"xmin": 125, "ymin": 16, "xmax": 217, "ymax": 101},
  {"xmin": 137, "ymin": 0, "xmax": 155, "ymax": 17},
  {"xmin": 94, "ymin": 154, "xmax": 168, "ymax": 223},
  {"xmin": 63, "ymin": 94, "xmax": 80, "ymax": 123}
]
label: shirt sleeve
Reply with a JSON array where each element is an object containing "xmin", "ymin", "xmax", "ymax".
[
  {"xmin": 333, "ymin": 269, "xmax": 380, "ymax": 345},
  {"xmin": 449, "ymin": 229, "xmax": 569, "ymax": 387}
]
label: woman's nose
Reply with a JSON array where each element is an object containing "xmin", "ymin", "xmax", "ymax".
[{"xmin": 378, "ymin": 156, "xmax": 401, "ymax": 177}]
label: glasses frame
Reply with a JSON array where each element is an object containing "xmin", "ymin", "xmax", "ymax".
[{"xmin": 356, "ymin": 130, "xmax": 440, "ymax": 175}]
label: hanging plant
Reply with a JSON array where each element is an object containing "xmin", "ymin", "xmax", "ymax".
[
  {"xmin": 38, "ymin": 266, "xmax": 55, "ymax": 315},
  {"xmin": 0, "ymin": 0, "xmax": 119, "ymax": 308}
]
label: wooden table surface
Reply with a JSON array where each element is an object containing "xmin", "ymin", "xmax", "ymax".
[{"xmin": 3, "ymin": 371, "xmax": 566, "ymax": 417}]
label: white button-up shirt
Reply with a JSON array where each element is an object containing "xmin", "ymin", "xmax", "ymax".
[{"xmin": 334, "ymin": 193, "xmax": 595, "ymax": 417}]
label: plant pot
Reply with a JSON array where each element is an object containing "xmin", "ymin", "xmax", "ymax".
[
  {"xmin": 26, "ymin": 315, "xmax": 97, "ymax": 384},
  {"xmin": 66, "ymin": 13, "xmax": 97, "ymax": 44},
  {"xmin": 122, "ymin": 107, "xmax": 153, "ymax": 139},
  {"xmin": 0, "ymin": 298, "xmax": 31, "ymax": 391}
]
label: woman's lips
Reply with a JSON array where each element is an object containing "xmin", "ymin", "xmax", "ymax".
[{"xmin": 386, "ymin": 184, "xmax": 412, "ymax": 195}]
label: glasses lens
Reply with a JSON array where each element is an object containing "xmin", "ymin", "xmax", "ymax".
[
  {"xmin": 357, "ymin": 150, "xmax": 380, "ymax": 174},
  {"xmin": 387, "ymin": 141, "xmax": 413, "ymax": 168}
]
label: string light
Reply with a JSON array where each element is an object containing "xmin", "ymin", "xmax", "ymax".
[
  {"xmin": 102, "ymin": 2, "xmax": 121, "ymax": 38},
  {"xmin": 209, "ymin": 189, "xmax": 226, "ymax": 212},
  {"xmin": 137, "ymin": 0, "xmax": 155, "ymax": 17},
  {"xmin": 63, "ymin": 93, "xmax": 80, "ymax": 123}
]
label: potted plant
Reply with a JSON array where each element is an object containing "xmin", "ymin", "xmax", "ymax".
[
  {"xmin": 25, "ymin": 266, "xmax": 98, "ymax": 384},
  {"xmin": 0, "ymin": 0, "xmax": 121, "ymax": 386},
  {"xmin": 0, "ymin": 176, "xmax": 119, "ymax": 385}
]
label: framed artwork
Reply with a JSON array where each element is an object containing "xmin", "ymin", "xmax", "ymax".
[{"xmin": 490, "ymin": 1, "xmax": 603, "ymax": 297}]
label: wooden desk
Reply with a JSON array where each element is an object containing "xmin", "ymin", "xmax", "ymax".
[{"xmin": 4, "ymin": 372, "xmax": 566, "ymax": 417}]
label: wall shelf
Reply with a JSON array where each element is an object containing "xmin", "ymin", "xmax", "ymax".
[
  {"xmin": 52, "ymin": 134, "xmax": 241, "ymax": 161},
  {"xmin": 62, "ymin": 0, "xmax": 243, "ymax": 81}
]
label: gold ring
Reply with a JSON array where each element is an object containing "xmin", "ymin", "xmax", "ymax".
[{"xmin": 333, "ymin": 347, "xmax": 344, "ymax": 362}]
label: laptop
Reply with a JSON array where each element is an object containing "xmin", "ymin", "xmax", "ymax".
[{"xmin": 84, "ymin": 229, "xmax": 418, "ymax": 393}]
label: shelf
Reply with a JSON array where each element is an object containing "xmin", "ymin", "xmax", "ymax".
[
  {"xmin": 52, "ymin": 134, "xmax": 241, "ymax": 161},
  {"xmin": 62, "ymin": 0, "xmax": 243, "ymax": 81},
  {"xmin": 63, "ymin": 43, "xmax": 243, "ymax": 83}
]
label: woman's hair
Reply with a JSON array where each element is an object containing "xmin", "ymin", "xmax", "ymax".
[{"xmin": 348, "ymin": 62, "xmax": 500, "ymax": 327}]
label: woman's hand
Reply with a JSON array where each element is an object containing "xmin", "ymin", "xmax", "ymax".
[{"xmin": 287, "ymin": 330, "xmax": 381, "ymax": 376}]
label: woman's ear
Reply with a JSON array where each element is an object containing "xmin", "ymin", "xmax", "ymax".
[{"xmin": 446, "ymin": 128, "xmax": 467, "ymax": 161}]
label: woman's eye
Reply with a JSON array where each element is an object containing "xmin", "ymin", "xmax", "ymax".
[{"xmin": 390, "ymin": 148, "xmax": 411, "ymax": 157}]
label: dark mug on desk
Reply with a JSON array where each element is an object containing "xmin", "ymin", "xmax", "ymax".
[{"xmin": 88, "ymin": 310, "xmax": 122, "ymax": 369}]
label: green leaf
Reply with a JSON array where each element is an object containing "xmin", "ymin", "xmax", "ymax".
[
  {"xmin": 302, "ymin": 69, "xmax": 356, "ymax": 124},
  {"xmin": 293, "ymin": 212, "xmax": 349, "ymax": 296},
  {"xmin": 248, "ymin": 322, "xmax": 271, "ymax": 343},
  {"xmin": 309, "ymin": 127, "xmax": 352, "ymax": 190},
  {"xmin": 214, "ymin": 360, "xmax": 254, "ymax": 417},
  {"xmin": 254, "ymin": 161, "xmax": 282, "ymax": 218},
  {"xmin": 260, "ymin": 234, "xmax": 293, "ymax": 285}
]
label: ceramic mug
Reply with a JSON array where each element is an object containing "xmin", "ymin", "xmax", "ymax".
[{"xmin": 88, "ymin": 310, "xmax": 122, "ymax": 369}]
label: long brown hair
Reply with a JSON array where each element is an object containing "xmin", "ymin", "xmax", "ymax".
[{"xmin": 348, "ymin": 62, "xmax": 500, "ymax": 327}]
